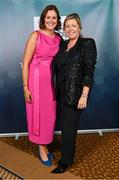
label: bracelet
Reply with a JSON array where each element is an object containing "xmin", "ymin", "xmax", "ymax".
[
  {"xmin": 23, "ymin": 84, "xmax": 28, "ymax": 87},
  {"xmin": 81, "ymin": 93, "xmax": 88, "ymax": 98}
]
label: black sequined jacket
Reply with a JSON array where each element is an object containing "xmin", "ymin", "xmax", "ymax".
[{"xmin": 51, "ymin": 36, "xmax": 97, "ymax": 106}]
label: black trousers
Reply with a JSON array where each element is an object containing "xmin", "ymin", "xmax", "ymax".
[{"xmin": 57, "ymin": 101, "xmax": 81, "ymax": 165}]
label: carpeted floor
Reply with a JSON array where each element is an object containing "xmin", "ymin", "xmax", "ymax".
[
  {"xmin": 0, "ymin": 164, "xmax": 24, "ymax": 179},
  {"xmin": 0, "ymin": 132, "xmax": 119, "ymax": 179}
]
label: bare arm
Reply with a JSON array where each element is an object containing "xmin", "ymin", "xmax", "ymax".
[
  {"xmin": 22, "ymin": 31, "xmax": 38, "ymax": 102},
  {"xmin": 22, "ymin": 31, "xmax": 37, "ymax": 86}
]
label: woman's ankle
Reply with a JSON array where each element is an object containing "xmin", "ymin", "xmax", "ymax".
[{"xmin": 39, "ymin": 145, "xmax": 49, "ymax": 155}]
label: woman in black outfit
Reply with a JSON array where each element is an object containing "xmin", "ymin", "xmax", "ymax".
[{"xmin": 51, "ymin": 13, "xmax": 97, "ymax": 173}]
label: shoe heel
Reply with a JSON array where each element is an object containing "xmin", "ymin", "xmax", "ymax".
[
  {"xmin": 38, "ymin": 153, "xmax": 52, "ymax": 167},
  {"xmin": 47, "ymin": 152, "xmax": 54, "ymax": 160}
]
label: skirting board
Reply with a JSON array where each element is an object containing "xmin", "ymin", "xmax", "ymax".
[{"xmin": 0, "ymin": 129, "xmax": 119, "ymax": 139}]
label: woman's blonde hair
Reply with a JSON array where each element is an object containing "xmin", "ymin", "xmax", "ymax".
[{"xmin": 63, "ymin": 13, "xmax": 82, "ymax": 30}]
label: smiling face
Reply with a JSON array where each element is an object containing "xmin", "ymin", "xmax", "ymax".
[
  {"xmin": 44, "ymin": 10, "xmax": 58, "ymax": 31},
  {"xmin": 64, "ymin": 18, "xmax": 80, "ymax": 40}
]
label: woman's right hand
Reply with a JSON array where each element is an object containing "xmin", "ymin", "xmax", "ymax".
[{"xmin": 23, "ymin": 86, "xmax": 33, "ymax": 103}]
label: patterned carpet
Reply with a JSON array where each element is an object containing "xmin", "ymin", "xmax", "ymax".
[{"xmin": 1, "ymin": 132, "xmax": 119, "ymax": 179}]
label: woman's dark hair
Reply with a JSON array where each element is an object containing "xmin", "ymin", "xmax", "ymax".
[
  {"xmin": 39, "ymin": 4, "xmax": 61, "ymax": 30},
  {"xmin": 63, "ymin": 13, "xmax": 82, "ymax": 30}
]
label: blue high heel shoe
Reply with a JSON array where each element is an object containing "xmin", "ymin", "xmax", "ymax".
[
  {"xmin": 38, "ymin": 153, "xmax": 52, "ymax": 167},
  {"xmin": 47, "ymin": 152, "xmax": 54, "ymax": 160}
]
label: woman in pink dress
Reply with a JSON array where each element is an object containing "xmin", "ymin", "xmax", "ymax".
[{"xmin": 22, "ymin": 5, "xmax": 61, "ymax": 166}]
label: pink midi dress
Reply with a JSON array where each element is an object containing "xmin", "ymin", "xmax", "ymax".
[{"xmin": 26, "ymin": 31, "xmax": 61, "ymax": 144}]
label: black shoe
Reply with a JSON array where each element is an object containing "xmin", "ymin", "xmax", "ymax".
[{"xmin": 51, "ymin": 163, "xmax": 69, "ymax": 174}]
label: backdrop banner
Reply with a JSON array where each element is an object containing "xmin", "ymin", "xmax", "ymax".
[{"xmin": 0, "ymin": 0, "xmax": 119, "ymax": 134}]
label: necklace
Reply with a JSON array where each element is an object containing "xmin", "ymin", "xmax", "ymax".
[
  {"xmin": 66, "ymin": 41, "xmax": 76, "ymax": 51},
  {"xmin": 68, "ymin": 42, "xmax": 75, "ymax": 49}
]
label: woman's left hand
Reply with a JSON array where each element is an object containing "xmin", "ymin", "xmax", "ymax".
[{"xmin": 77, "ymin": 96, "xmax": 88, "ymax": 109}]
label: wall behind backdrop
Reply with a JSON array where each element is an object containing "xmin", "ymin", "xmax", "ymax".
[{"xmin": 0, "ymin": 0, "xmax": 119, "ymax": 134}]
